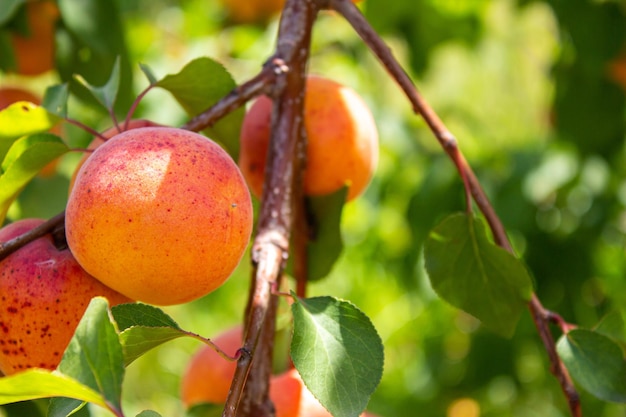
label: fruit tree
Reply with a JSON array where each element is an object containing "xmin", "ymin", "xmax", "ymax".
[{"xmin": 0, "ymin": 1, "xmax": 625, "ymax": 417}]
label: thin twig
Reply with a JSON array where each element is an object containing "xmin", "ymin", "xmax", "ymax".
[
  {"xmin": 0, "ymin": 211, "xmax": 65, "ymax": 260},
  {"xmin": 332, "ymin": 1, "xmax": 581, "ymax": 415}
]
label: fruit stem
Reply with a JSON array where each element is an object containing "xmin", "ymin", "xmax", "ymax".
[{"xmin": 332, "ymin": 1, "xmax": 582, "ymax": 415}]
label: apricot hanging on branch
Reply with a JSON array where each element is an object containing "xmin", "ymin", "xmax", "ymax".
[
  {"xmin": 65, "ymin": 127, "xmax": 253, "ymax": 306},
  {"xmin": 238, "ymin": 75, "xmax": 379, "ymax": 203}
]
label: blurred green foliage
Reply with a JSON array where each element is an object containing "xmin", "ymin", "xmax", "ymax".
[{"xmin": 1, "ymin": 0, "xmax": 625, "ymax": 416}]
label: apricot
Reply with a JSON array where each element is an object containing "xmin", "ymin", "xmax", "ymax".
[
  {"xmin": 270, "ymin": 368, "xmax": 377, "ymax": 417},
  {"xmin": 238, "ymin": 75, "xmax": 378, "ymax": 202},
  {"xmin": 181, "ymin": 325, "xmax": 242, "ymax": 406},
  {"xmin": 9, "ymin": 0, "xmax": 59, "ymax": 76},
  {"xmin": 0, "ymin": 218, "xmax": 130, "ymax": 375},
  {"xmin": 220, "ymin": 0, "xmax": 284, "ymax": 23},
  {"xmin": 65, "ymin": 127, "xmax": 253, "ymax": 306},
  {"xmin": 68, "ymin": 119, "xmax": 161, "ymax": 192}
]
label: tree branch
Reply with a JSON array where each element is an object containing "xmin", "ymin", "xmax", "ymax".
[
  {"xmin": 332, "ymin": 1, "xmax": 581, "ymax": 415},
  {"xmin": 224, "ymin": 1, "xmax": 318, "ymax": 416}
]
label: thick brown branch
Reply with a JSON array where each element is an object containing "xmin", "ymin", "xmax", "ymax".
[
  {"xmin": 224, "ymin": 1, "xmax": 318, "ymax": 416},
  {"xmin": 333, "ymin": 1, "xmax": 581, "ymax": 415}
]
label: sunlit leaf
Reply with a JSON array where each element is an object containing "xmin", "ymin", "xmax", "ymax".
[
  {"xmin": 0, "ymin": 133, "xmax": 68, "ymax": 223},
  {"xmin": 136, "ymin": 411, "xmax": 162, "ymax": 417},
  {"xmin": 291, "ymin": 296, "xmax": 384, "ymax": 417},
  {"xmin": 156, "ymin": 57, "xmax": 244, "ymax": 157},
  {"xmin": 57, "ymin": 297, "xmax": 125, "ymax": 415},
  {"xmin": 0, "ymin": 102, "xmax": 60, "ymax": 157},
  {"xmin": 557, "ymin": 329, "xmax": 626, "ymax": 403},
  {"xmin": 0, "ymin": 369, "xmax": 106, "ymax": 407},
  {"xmin": 424, "ymin": 212, "xmax": 533, "ymax": 338},
  {"xmin": 112, "ymin": 303, "xmax": 187, "ymax": 365}
]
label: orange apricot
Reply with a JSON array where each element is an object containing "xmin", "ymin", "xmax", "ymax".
[
  {"xmin": 65, "ymin": 127, "xmax": 253, "ymax": 305},
  {"xmin": 9, "ymin": 0, "xmax": 59, "ymax": 76},
  {"xmin": 181, "ymin": 325, "xmax": 243, "ymax": 406},
  {"xmin": 68, "ymin": 119, "xmax": 161, "ymax": 191},
  {"xmin": 270, "ymin": 368, "xmax": 377, "ymax": 417},
  {"xmin": 238, "ymin": 75, "xmax": 378, "ymax": 202},
  {"xmin": 0, "ymin": 218, "xmax": 131, "ymax": 375},
  {"xmin": 220, "ymin": 0, "xmax": 284, "ymax": 23}
]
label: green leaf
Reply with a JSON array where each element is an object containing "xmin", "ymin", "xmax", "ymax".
[
  {"xmin": 0, "ymin": 0, "xmax": 25, "ymax": 25},
  {"xmin": 424, "ymin": 212, "xmax": 533, "ymax": 338},
  {"xmin": 155, "ymin": 57, "xmax": 244, "ymax": 157},
  {"xmin": 594, "ymin": 312, "xmax": 626, "ymax": 347},
  {"xmin": 185, "ymin": 403, "xmax": 224, "ymax": 417},
  {"xmin": 48, "ymin": 397, "xmax": 86, "ymax": 417},
  {"xmin": 136, "ymin": 411, "xmax": 162, "ymax": 417},
  {"xmin": 57, "ymin": 297, "xmax": 125, "ymax": 415},
  {"xmin": 306, "ymin": 188, "xmax": 347, "ymax": 281},
  {"xmin": 139, "ymin": 63, "xmax": 158, "ymax": 85},
  {"xmin": 43, "ymin": 84, "xmax": 70, "ymax": 118},
  {"xmin": 0, "ymin": 369, "xmax": 107, "ymax": 408},
  {"xmin": 557, "ymin": 329, "xmax": 626, "ymax": 403},
  {"xmin": 56, "ymin": 0, "xmax": 133, "ymax": 114},
  {"xmin": 111, "ymin": 303, "xmax": 186, "ymax": 365},
  {"xmin": 291, "ymin": 296, "xmax": 384, "ymax": 417},
  {"xmin": 0, "ymin": 399, "xmax": 48, "ymax": 417},
  {"xmin": 74, "ymin": 57, "xmax": 121, "ymax": 113},
  {"xmin": 0, "ymin": 133, "xmax": 69, "ymax": 223},
  {"xmin": 0, "ymin": 102, "xmax": 60, "ymax": 157},
  {"xmin": 119, "ymin": 327, "xmax": 187, "ymax": 366},
  {"xmin": 111, "ymin": 303, "xmax": 180, "ymax": 331}
]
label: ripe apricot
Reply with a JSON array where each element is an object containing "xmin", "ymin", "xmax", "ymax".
[
  {"xmin": 9, "ymin": 0, "xmax": 59, "ymax": 76},
  {"xmin": 181, "ymin": 325, "xmax": 242, "ymax": 406},
  {"xmin": 238, "ymin": 75, "xmax": 378, "ymax": 202},
  {"xmin": 0, "ymin": 219, "xmax": 130, "ymax": 375},
  {"xmin": 65, "ymin": 127, "xmax": 253, "ymax": 306},
  {"xmin": 68, "ymin": 119, "xmax": 161, "ymax": 192},
  {"xmin": 220, "ymin": 0, "xmax": 284, "ymax": 23},
  {"xmin": 270, "ymin": 368, "xmax": 377, "ymax": 417}
]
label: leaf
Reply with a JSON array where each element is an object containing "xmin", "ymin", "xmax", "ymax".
[
  {"xmin": 0, "ymin": 102, "xmax": 60, "ymax": 157},
  {"xmin": 139, "ymin": 63, "xmax": 158, "ymax": 85},
  {"xmin": 291, "ymin": 296, "xmax": 384, "ymax": 417},
  {"xmin": 136, "ymin": 411, "xmax": 162, "ymax": 417},
  {"xmin": 557, "ymin": 329, "xmax": 626, "ymax": 403},
  {"xmin": 43, "ymin": 84, "xmax": 70, "ymax": 118},
  {"xmin": 119, "ymin": 327, "xmax": 188, "ymax": 366},
  {"xmin": 593, "ymin": 311, "xmax": 626, "ymax": 347},
  {"xmin": 56, "ymin": 0, "xmax": 133, "ymax": 113},
  {"xmin": 111, "ymin": 303, "xmax": 180, "ymax": 331},
  {"xmin": 0, "ymin": 369, "xmax": 107, "ymax": 408},
  {"xmin": 423, "ymin": 212, "xmax": 533, "ymax": 338},
  {"xmin": 184, "ymin": 403, "xmax": 224, "ymax": 417},
  {"xmin": 48, "ymin": 397, "xmax": 86, "ymax": 417},
  {"xmin": 0, "ymin": 399, "xmax": 47, "ymax": 417},
  {"xmin": 111, "ymin": 303, "xmax": 186, "ymax": 365},
  {"xmin": 155, "ymin": 57, "xmax": 244, "ymax": 157},
  {"xmin": 0, "ymin": 0, "xmax": 25, "ymax": 25},
  {"xmin": 306, "ymin": 188, "xmax": 347, "ymax": 281},
  {"xmin": 57, "ymin": 297, "xmax": 125, "ymax": 415},
  {"xmin": 0, "ymin": 133, "xmax": 69, "ymax": 223},
  {"xmin": 74, "ymin": 57, "xmax": 121, "ymax": 113}
]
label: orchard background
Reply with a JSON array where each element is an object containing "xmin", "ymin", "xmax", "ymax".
[{"xmin": 1, "ymin": 0, "xmax": 626, "ymax": 417}]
